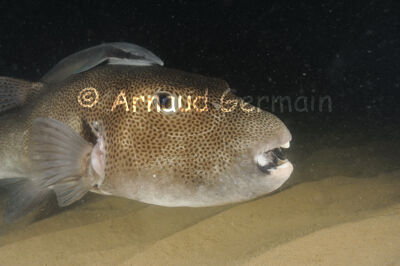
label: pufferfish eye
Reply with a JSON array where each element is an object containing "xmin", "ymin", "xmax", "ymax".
[
  {"xmin": 158, "ymin": 92, "xmax": 172, "ymax": 109},
  {"xmin": 155, "ymin": 91, "xmax": 177, "ymax": 113}
]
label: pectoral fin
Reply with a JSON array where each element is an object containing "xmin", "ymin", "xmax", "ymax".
[
  {"xmin": 30, "ymin": 118, "xmax": 103, "ymax": 207},
  {"xmin": 1, "ymin": 118, "xmax": 105, "ymax": 222}
]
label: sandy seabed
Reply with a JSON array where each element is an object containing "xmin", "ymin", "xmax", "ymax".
[{"xmin": 0, "ymin": 118, "xmax": 399, "ymax": 266}]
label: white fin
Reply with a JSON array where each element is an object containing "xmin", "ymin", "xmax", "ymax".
[
  {"xmin": 30, "ymin": 118, "xmax": 100, "ymax": 207},
  {"xmin": 0, "ymin": 77, "xmax": 43, "ymax": 113},
  {"xmin": 41, "ymin": 42, "xmax": 164, "ymax": 83},
  {"xmin": 0, "ymin": 118, "xmax": 102, "ymax": 222}
]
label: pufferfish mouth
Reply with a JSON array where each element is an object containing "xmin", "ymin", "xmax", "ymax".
[{"xmin": 255, "ymin": 142, "xmax": 291, "ymax": 174}]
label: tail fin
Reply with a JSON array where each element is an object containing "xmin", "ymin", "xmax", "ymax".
[
  {"xmin": 0, "ymin": 77, "xmax": 43, "ymax": 113},
  {"xmin": 0, "ymin": 178, "xmax": 52, "ymax": 223}
]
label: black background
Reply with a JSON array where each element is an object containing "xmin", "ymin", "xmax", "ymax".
[{"xmin": 0, "ymin": 0, "xmax": 399, "ymax": 117}]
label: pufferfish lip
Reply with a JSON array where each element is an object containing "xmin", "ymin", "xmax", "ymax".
[{"xmin": 255, "ymin": 142, "xmax": 291, "ymax": 173}]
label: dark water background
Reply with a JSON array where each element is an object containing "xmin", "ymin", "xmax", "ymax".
[{"xmin": 0, "ymin": 0, "xmax": 399, "ymax": 116}]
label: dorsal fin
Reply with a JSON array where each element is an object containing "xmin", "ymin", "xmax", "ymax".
[
  {"xmin": 41, "ymin": 42, "xmax": 164, "ymax": 83},
  {"xmin": 0, "ymin": 77, "xmax": 44, "ymax": 113}
]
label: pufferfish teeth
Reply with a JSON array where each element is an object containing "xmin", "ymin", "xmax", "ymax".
[
  {"xmin": 280, "ymin": 142, "xmax": 290, "ymax": 149},
  {"xmin": 277, "ymin": 161, "xmax": 290, "ymax": 169}
]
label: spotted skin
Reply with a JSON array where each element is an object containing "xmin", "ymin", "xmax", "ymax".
[{"xmin": 0, "ymin": 65, "xmax": 292, "ymax": 208}]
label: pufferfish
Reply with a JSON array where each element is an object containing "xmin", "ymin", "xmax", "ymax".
[{"xmin": 0, "ymin": 42, "xmax": 292, "ymax": 222}]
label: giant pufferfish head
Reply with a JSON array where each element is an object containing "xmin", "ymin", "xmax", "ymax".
[{"xmin": 89, "ymin": 65, "xmax": 292, "ymax": 207}]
